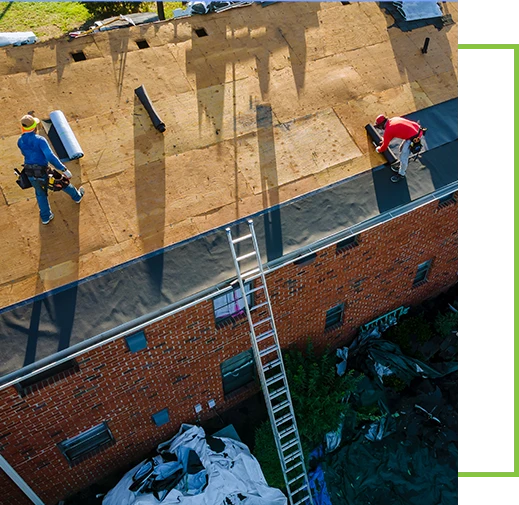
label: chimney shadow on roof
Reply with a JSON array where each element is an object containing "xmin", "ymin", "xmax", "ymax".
[
  {"xmin": 256, "ymin": 103, "xmax": 282, "ymax": 262},
  {"xmin": 108, "ymin": 30, "xmax": 130, "ymax": 102},
  {"xmin": 133, "ymin": 95, "xmax": 166, "ymax": 301}
]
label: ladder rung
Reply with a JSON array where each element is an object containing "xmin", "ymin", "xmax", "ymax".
[
  {"xmin": 245, "ymin": 285, "xmax": 265, "ymax": 295},
  {"xmin": 275, "ymin": 412, "xmax": 293, "ymax": 426},
  {"xmin": 250, "ymin": 301, "xmax": 268, "ymax": 311},
  {"xmin": 284, "ymin": 451, "xmax": 302, "ymax": 464},
  {"xmin": 279, "ymin": 426, "xmax": 296, "ymax": 439},
  {"xmin": 281, "ymin": 440, "xmax": 299, "ymax": 452},
  {"xmin": 253, "ymin": 317, "xmax": 271, "ymax": 327},
  {"xmin": 266, "ymin": 373, "xmax": 284, "ymax": 386},
  {"xmin": 269, "ymin": 387, "xmax": 287, "ymax": 400},
  {"xmin": 290, "ymin": 484, "xmax": 310, "ymax": 496},
  {"xmin": 286, "ymin": 461, "xmax": 304, "ymax": 473},
  {"xmin": 240, "ymin": 267, "xmax": 260, "ymax": 279},
  {"xmin": 272, "ymin": 400, "xmax": 290, "ymax": 414},
  {"xmin": 232, "ymin": 233, "xmax": 253, "ymax": 244},
  {"xmin": 256, "ymin": 330, "xmax": 275, "ymax": 343},
  {"xmin": 293, "ymin": 496, "xmax": 311, "ymax": 505},
  {"xmin": 288, "ymin": 473, "xmax": 306, "ymax": 486},
  {"xmin": 259, "ymin": 345, "xmax": 278, "ymax": 358},
  {"xmin": 263, "ymin": 358, "xmax": 281, "ymax": 371},
  {"xmin": 236, "ymin": 251, "xmax": 256, "ymax": 262}
]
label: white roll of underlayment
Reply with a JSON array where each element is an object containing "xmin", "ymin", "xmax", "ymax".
[{"xmin": 49, "ymin": 110, "xmax": 84, "ymax": 160}]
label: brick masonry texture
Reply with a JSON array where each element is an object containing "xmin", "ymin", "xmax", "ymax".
[{"xmin": 0, "ymin": 199, "xmax": 457, "ymax": 504}]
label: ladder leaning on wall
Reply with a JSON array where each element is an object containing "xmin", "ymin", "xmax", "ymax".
[{"xmin": 226, "ymin": 219, "xmax": 314, "ymax": 505}]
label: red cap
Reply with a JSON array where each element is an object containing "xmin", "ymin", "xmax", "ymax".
[{"xmin": 375, "ymin": 115, "xmax": 387, "ymax": 126}]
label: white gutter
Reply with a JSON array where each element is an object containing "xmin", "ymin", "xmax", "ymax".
[{"xmin": 0, "ymin": 455, "xmax": 45, "ymax": 505}]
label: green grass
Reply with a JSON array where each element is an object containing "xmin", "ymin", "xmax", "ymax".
[
  {"xmin": 0, "ymin": 2, "xmax": 91, "ymax": 40},
  {"xmin": 0, "ymin": 2, "xmax": 184, "ymax": 42}
]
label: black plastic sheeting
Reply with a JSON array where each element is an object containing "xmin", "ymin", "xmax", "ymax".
[{"xmin": 0, "ymin": 99, "xmax": 457, "ymax": 382}]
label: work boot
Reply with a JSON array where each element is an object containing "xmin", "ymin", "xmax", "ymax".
[
  {"xmin": 76, "ymin": 187, "xmax": 85, "ymax": 203},
  {"xmin": 42, "ymin": 213, "xmax": 54, "ymax": 225},
  {"xmin": 390, "ymin": 164, "xmax": 400, "ymax": 173},
  {"xmin": 391, "ymin": 174, "xmax": 405, "ymax": 183}
]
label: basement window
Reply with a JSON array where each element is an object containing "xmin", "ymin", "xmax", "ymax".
[
  {"xmin": 221, "ymin": 349, "xmax": 256, "ymax": 396},
  {"xmin": 125, "ymin": 331, "xmax": 147, "ymax": 353},
  {"xmin": 438, "ymin": 192, "xmax": 457, "ymax": 209},
  {"xmin": 413, "ymin": 260, "xmax": 432, "ymax": 287},
  {"xmin": 194, "ymin": 28, "xmax": 208, "ymax": 37},
  {"xmin": 58, "ymin": 422, "xmax": 115, "ymax": 467},
  {"xmin": 71, "ymin": 51, "xmax": 87, "ymax": 62},
  {"xmin": 15, "ymin": 359, "xmax": 79, "ymax": 397},
  {"xmin": 325, "ymin": 304, "xmax": 344, "ymax": 330},
  {"xmin": 336, "ymin": 235, "xmax": 359, "ymax": 254},
  {"xmin": 293, "ymin": 253, "xmax": 317, "ymax": 266},
  {"xmin": 136, "ymin": 39, "xmax": 150, "ymax": 49},
  {"xmin": 214, "ymin": 282, "xmax": 253, "ymax": 327},
  {"xmin": 152, "ymin": 408, "xmax": 170, "ymax": 427}
]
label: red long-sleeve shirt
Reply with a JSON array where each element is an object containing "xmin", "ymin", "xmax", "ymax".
[{"xmin": 378, "ymin": 117, "xmax": 421, "ymax": 152}]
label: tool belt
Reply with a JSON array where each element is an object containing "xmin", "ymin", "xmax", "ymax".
[
  {"xmin": 408, "ymin": 127, "xmax": 427, "ymax": 154},
  {"xmin": 22, "ymin": 165, "xmax": 70, "ymax": 192},
  {"xmin": 23, "ymin": 164, "xmax": 48, "ymax": 178}
]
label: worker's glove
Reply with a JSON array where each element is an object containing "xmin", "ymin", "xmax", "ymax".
[
  {"xmin": 375, "ymin": 146, "xmax": 382, "ymax": 154},
  {"xmin": 62, "ymin": 169, "xmax": 73, "ymax": 179}
]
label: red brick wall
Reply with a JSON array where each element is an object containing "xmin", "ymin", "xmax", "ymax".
[{"xmin": 0, "ymin": 198, "xmax": 457, "ymax": 504}]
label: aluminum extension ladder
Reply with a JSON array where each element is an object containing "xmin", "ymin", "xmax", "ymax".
[{"xmin": 226, "ymin": 219, "xmax": 314, "ymax": 505}]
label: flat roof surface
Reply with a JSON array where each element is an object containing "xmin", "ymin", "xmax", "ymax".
[{"xmin": 0, "ymin": 1, "xmax": 457, "ymax": 311}]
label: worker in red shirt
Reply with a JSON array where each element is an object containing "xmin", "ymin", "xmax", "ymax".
[{"xmin": 374, "ymin": 114, "xmax": 425, "ymax": 183}]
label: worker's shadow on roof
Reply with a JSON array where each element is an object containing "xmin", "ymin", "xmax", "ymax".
[{"xmin": 372, "ymin": 164, "xmax": 411, "ymax": 214}]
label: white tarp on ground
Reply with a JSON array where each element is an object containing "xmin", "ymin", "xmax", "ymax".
[
  {"xmin": 103, "ymin": 424, "xmax": 287, "ymax": 505},
  {"xmin": 0, "ymin": 32, "xmax": 37, "ymax": 47}
]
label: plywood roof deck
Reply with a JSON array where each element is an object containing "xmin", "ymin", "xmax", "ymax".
[{"xmin": 0, "ymin": 2, "xmax": 458, "ymax": 309}]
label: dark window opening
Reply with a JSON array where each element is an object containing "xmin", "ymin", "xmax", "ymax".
[
  {"xmin": 413, "ymin": 260, "xmax": 432, "ymax": 286},
  {"xmin": 194, "ymin": 28, "xmax": 208, "ymax": 37},
  {"xmin": 58, "ymin": 422, "xmax": 115, "ymax": 467},
  {"xmin": 336, "ymin": 235, "xmax": 359, "ymax": 254},
  {"xmin": 293, "ymin": 253, "xmax": 317, "ymax": 266},
  {"xmin": 71, "ymin": 51, "xmax": 86, "ymax": 62},
  {"xmin": 438, "ymin": 192, "xmax": 457, "ymax": 208},
  {"xmin": 16, "ymin": 359, "xmax": 79, "ymax": 397},
  {"xmin": 221, "ymin": 349, "xmax": 256, "ymax": 396},
  {"xmin": 325, "ymin": 304, "xmax": 344, "ymax": 330},
  {"xmin": 136, "ymin": 39, "xmax": 150, "ymax": 49},
  {"xmin": 125, "ymin": 331, "xmax": 147, "ymax": 353},
  {"xmin": 214, "ymin": 282, "xmax": 253, "ymax": 326}
]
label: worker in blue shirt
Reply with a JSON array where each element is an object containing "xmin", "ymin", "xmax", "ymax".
[{"xmin": 17, "ymin": 114, "xmax": 85, "ymax": 225}]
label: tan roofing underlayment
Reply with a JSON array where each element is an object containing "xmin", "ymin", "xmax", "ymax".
[{"xmin": 0, "ymin": 2, "xmax": 458, "ymax": 308}]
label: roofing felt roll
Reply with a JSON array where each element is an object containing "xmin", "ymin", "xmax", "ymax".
[
  {"xmin": 365, "ymin": 123, "xmax": 398, "ymax": 165},
  {"xmin": 135, "ymin": 85, "xmax": 166, "ymax": 133},
  {"xmin": 49, "ymin": 110, "xmax": 84, "ymax": 161}
]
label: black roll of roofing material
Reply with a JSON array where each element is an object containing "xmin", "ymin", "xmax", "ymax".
[
  {"xmin": 365, "ymin": 123, "xmax": 398, "ymax": 165},
  {"xmin": 135, "ymin": 85, "xmax": 166, "ymax": 133}
]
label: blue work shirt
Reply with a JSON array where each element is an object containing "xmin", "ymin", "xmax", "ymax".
[{"xmin": 17, "ymin": 131, "xmax": 67, "ymax": 171}]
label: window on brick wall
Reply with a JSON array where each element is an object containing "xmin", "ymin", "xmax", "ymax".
[
  {"xmin": 221, "ymin": 349, "xmax": 256, "ymax": 396},
  {"xmin": 336, "ymin": 235, "xmax": 359, "ymax": 253},
  {"xmin": 213, "ymin": 282, "xmax": 253, "ymax": 326},
  {"xmin": 325, "ymin": 304, "xmax": 344, "ymax": 330},
  {"xmin": 15, "ymin": 359, "xmax": 79, "ymax": 397},
  {"xmin": 58, "ymin": 422, "xmax": 115, "ymax": 467},
  {"xmin": 413, "ymin": 260, "xmax": 432, "ymax": 286},
  {"xmin": 125, "ymin": 331, "xmax": 147, "ymax": 352}
]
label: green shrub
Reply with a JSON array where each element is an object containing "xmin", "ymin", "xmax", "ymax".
[
  {"xmin": 253, "ymin": 343, "xmax": 362, "ymax": 488},
  {"xmin": 80, "ymin": 2, "xmax": 144, "ymax": 18},
  {"xmin": 382, "ymin": 375, "xmax": 407, "ymax": 392},
  {"xmin": 386, "ymin": 314, "xmax": 433, "ymax": 354},
  {"xmin": 435, "ymin": 311, "xmax": 458, "ymax": 338}
]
